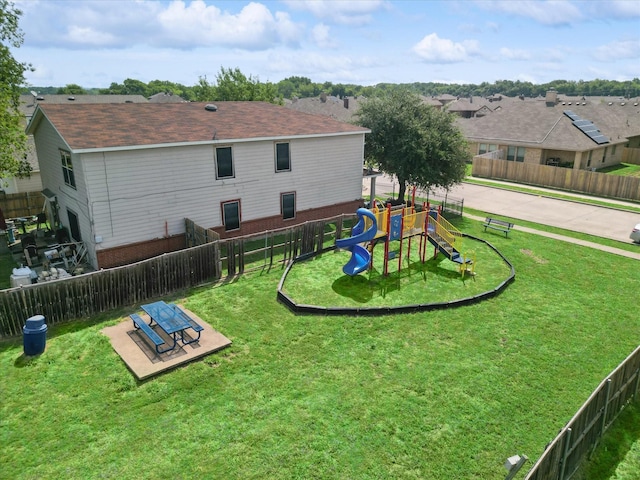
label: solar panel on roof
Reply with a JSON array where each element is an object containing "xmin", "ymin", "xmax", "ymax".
[
  {"xmin": 589, "ymin": 134, "xmax": 609, "ymax": 145},
  {"xmin": 563, "ymin": 110, "xmax": 580, "ymax": 120},
  {"xmin": 565, "ymin": 110, "xmax": 608, "ymax": 144}
]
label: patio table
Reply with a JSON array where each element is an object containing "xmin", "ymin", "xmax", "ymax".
[{"xmin": 141, "ymin": 301, "xmax": 201, "ymax": 352}]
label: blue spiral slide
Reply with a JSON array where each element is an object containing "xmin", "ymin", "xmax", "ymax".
[{"xmin": 336, "ymin": 208, "xmax": 378, "ymax": 276}]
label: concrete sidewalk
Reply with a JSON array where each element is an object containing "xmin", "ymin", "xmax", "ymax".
[{"xmin": 464, "ymin": 213, "xmax": 640, "ymax": 260}]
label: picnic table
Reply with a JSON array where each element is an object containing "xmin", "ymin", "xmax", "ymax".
[{"xmin": 134, "ymin": 301, "xmax": 203, "ymax": 353}]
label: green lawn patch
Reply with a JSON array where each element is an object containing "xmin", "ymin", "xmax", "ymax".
[
  {"xmin": 1, "ymin": 219, "xmax": 639, "ymax": 479},
  {"xmin": 282, "ymin": 234, "xmax": 511, "ymax": 309},
  {"xmin": 598, "ymin": 163, "xmax": 640, "ymax": 177}
]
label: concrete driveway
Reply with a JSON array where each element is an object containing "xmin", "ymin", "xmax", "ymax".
[{"xmin": 369, "ymin": 175, "xmax": 640, "ymax": 244}]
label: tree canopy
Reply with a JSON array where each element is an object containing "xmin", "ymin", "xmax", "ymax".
[
  {"xmin": 0, "ymin": 0, "xmax": 31, "ymax": 180},
  {"xmin": 354, "ymin": 89, "xmax": 468, "ymax": 203},
  {"xmin": 37, "ymin": 75, "xmax": 640, "ymax": 103},
  {"xmin": 193, "ymin": 67, "xmax": 282, "ymax": 104}
]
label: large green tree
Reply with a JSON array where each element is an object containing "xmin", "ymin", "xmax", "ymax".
[
  {"xmin": 56, "ymin": 83, "xmax": 87, "ymax": 95},
  {"xmin": 355, "ymin": 89, "xmax": 469, "ymax": 203},
  {"xmin": 214, "ymin": 67, "xmax": 281, "ymax": 104},
  {"xmin": 0, "ymin": 0, "xmax": 31, "ymax": 180}
]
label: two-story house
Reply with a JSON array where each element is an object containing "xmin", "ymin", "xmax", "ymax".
[{"xmin": 26, "ymin": 102, "xmax": 369, "ymax": 269}]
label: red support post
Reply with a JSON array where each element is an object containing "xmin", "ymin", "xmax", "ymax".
[{"xmin": 383, "ymin": 203, "xmax": 391, "ymax": 276}]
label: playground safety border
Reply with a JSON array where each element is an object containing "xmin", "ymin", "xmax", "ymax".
[{"xmin": 277, "ymin": 234, "xmax": 515, "ymax": 316}]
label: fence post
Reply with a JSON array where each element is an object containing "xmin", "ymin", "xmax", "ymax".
[
  {"xmin": 634, "ymin": 367, "xmax": 640, "ymax": 402},
  {"xmin": 559, "ymin": 427, "xmax": 572, "ymax": 480},
  {"xmin": 600, "ymin": 378, "xmax": 612, "ymax": 435}
]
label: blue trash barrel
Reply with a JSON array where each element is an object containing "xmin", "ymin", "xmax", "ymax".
[{"xmin": 23, "ymin": 315, "xmax": 47, "ymax": 356}]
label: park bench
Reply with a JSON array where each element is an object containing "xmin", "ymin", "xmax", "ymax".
[
  {"xmin": 483, "ymin": 217, "xmax": 514, "ymax": 237},
  {"xmin": 130, "ymin": 313, "xmax": 171, "ymax": 354}
]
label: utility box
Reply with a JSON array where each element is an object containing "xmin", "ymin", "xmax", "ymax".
[{"xmin": 23, "ymin": 315, "xmax": 47, "ymax": 356}]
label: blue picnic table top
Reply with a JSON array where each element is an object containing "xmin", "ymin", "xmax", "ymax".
[{"xmin": 141, "ymin": 301, "xmax": 191, "ymax": 335}]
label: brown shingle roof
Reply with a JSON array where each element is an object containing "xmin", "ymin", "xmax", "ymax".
[
  {"xmin": 30, "ymin": 102, "xmax": 369, "ymax": 151},
  {"xmin": 19, "ymin": 94, "xmax": 149, "ymax": 116}
]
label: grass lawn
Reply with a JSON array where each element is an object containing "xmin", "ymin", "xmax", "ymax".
[
  {"xmin": 1, "ymin": 216, "xmax": 639, "ymax": 479},
  {"xmin": 598, "ymin": 163, "xmax": 640, "ymax": 177},
  {"xmin": 283, "ymin": 231, "xmax": 511, "ymax": 308},
  {"xmin": 575, "ymin": 403, "xmax": 640, "ymax": 480}
]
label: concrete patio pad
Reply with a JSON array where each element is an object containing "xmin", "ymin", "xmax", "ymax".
[{"xmin": 101, "ymin": 305, "xmax": 231, "ymax": 380}]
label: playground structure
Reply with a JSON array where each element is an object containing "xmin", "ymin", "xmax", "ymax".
[{"xmin": 337, "ymin": 191, "xmax": 475, "ymax": 278}]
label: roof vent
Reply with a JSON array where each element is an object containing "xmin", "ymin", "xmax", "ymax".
[
  {"xmin": 205, "ymin": 104, "xmax": 218, "ymax": 112},
  {"xmin": 124, "ymin": 100, "xmax": 133, "ymax": 103},
  {"xmin": 36, "ymin": 96, "xmax": 44, "ymax": 101},
  {"xmin": 634, "ymin": 102, "xmax": 639, "ymax": 106},
  {"xmin": 608, "ymin": 102, "xmax": 613, "ymax": 105},
  {"xmin": 68, "ymin": 96, "xmax": 75, "ymax": 101},
  {"xmin": 582, "ymin": 102, "xmax": 586, "ymax": 105},
  {"xmin": 620, "ymin": 102, "xmax": 625, "ymax": 106}
]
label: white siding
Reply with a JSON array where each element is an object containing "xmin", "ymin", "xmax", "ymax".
[
  {"xmin": 84, "ymin": 133, "xmax": 365, "ymax": 250},
  {"xmin": 33, "ymin": 119, "xmax": 97, "ymax": 266}
]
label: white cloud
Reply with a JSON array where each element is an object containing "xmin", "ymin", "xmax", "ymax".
[
  {"xmin": 19, "ymin": 0, "xmax": 303, "ymax": 51},
  {"xmin": 66, "ymin": 26, "xmax": 119, "ymax": 47},
  {"xmin": 486, "ymin": 21, "xmax": 500, "ymax": 32},
  {"xmin": 499, "ymin": 47, "xmax": 532, "ymax": 60},
  {"xmin": 283, "ymin": 0, "xmax": 386, "ymax": 26},
  {"xmin": 474, "ymin": 0, "xmax": 582, "ymax": 25},
  {"xmin": 311, "ymin": 23, "xmax": 338, "ymax": 48},
  {"xmin": 157, "ymin": 1, "xmax": 302, "ymax": 49},
  {"xmin": 588, "ymin": 0, "xmax": 640, "ymax": 19},
  {"xmin": 265, "ymin": 50, "xmax": 381, "ymax": 82},
  {"xmin": 412, "ymin": 33, "xmax": 479, "ymax": 63},
  {"xmin": 592, "ymin": 39, "xmax": 640, "ymax": 62}
]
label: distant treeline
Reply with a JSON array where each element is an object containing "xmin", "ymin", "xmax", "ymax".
[{"xmin": 24, "ymin": 75, "xmax": 640, "ymax": 101}]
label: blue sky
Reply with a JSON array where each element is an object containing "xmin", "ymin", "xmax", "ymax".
[{"xmin": 12, "ymin": 0, "xmax": 640, "ymax": 88}]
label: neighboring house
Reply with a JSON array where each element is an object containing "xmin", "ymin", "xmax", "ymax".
[
  {"xmin": 147, "ymin": 92, "xmax": 187, "ymax": 103},
  {"xmin": 26, "ymin": 102, "xmax": 369, "ymax": 269},
  {"xmin": 0, "ymin": 94, "xmax": 148, "ymax": 195},
  {"xmin": 284, "ymin": 95, "xmax": 362, "ymax": 122},
  {"xmin": 457, "ymin": 92, "xmax": 640, "ymax": 170},
  {"xmin": 445, "ymin": 97, "xmax": 494, "ymax": 118}
]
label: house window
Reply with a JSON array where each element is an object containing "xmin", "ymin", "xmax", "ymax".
[
  {"xmin": 587, "ymin": 151, "xmax": 592, "ymax": 167},
  {"xmin": 602, "ymin": 146, "xmax": 608, "ymax": 163},
  {"xmin": 478, "ymin": 144, "xmax": 497, "ymax": 155},
  {"xmin": 67, "ymin": 209, "xmax": 81, "ymax": 242},
  {"xmin": 507, "ymin": 146, "xmax": 526, "ymax": 162},
  {"xmin": 215, "ymin": 146, "xmax": 234, "ymax": 179},
  {"xmin": 275, "ymin": 142, "xmax": 291, "ymax": 172},
  {"xmin": 61, "ymin": 150, "xmax": 76, "ymax": 189},
  {"xmin": 222, "ymin": 200, "xmax": 240, "ymax": 231},
  {"xmin": 612, "ymin": 145, "xmax": 617, "ymax": 156},
  {"xmin": 281, "ymin": 192, "xmax": 296, "ymax": 220}
]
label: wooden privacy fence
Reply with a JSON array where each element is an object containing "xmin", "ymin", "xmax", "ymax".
[
  {"xmin": 222, "ymin": 214, "xmax": 347, "ymax": 277},
  {"xmin": 0, "ymin": 214, "xmax": 351, "ymax": 337},
  {"xmin": 472, "ymin": 157, "xmax": 640, "ymax": 201},
  {"xmin": 0, "ymin": 241, "xmax": 222, "ymax": 337},
  {"xmin": 0, "ymin": 191, "xmax": 45, "ymax": 219},
  {"xmin": 621, "ymin": 147, "xmax": 640, "ymax": 165},
  {"xmin": 184, "ymin": 218, "xmax": 219, "ymax": 247},
  {"xmin": 524, "ymin": 345, "xmax": 640, "ymax": 480}
]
